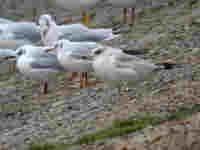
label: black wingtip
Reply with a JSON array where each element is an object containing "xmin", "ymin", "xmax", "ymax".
[
  {"xmin": 4, "ymin": 56, "xmax": 16, "ymax": 60},
  {"xmin": 112, "ymin": 24, "xmax": 132, "ymax": 34},
  {"xmin": 156, "ymin": 62, "xmax": 181, "ymax": 70},
  {"xmin": 122, "ymin": 49, "xmax": 148, "ymax": 55}
]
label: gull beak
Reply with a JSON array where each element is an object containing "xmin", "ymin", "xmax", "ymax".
[
  {"xmin": 88, "ymin": 52, "xmax": 95, "ymax": 60},
  {"xmin": 45, "ymin": 47, "xmax": 56, "ymax": 52}
]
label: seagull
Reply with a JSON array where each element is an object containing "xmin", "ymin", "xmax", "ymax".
[
  {"xmin": 39, "ymin": 14, "xmax": 119, "ymax": 83},
  {"xmin": 4, "ymin": 45, "xmax": 64, "ymax": 94},
  {"xmin": 91, "ymin": 45, "xmax": 177, "ymax": 101},
  {"xmin": 46, "ymin": 39, "xmax": 97, "ymax": 88},
  {"xmin": 39, "ymin": 14, "xmax": 119, "ymax": 47},
  {"xmin": 47, "ymin": 0, "xmax": 102, "ymax": 26}
]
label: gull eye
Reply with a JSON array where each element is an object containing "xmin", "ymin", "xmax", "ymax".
[
  {"xmin": 94, "ymin": 50, "xmax": 102, "ymax": 55},
  {"xmin": 16, "ymin": 49, "xmax": 24, "ymax": 56}
]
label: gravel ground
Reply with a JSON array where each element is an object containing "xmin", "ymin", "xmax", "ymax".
[{"xmin": 0, "ymin": 0, "xmax": 199, "ymax": 150}]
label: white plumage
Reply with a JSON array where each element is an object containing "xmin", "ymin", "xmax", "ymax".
[
  {"xmin": 91, "ymin": 45, "xmax": 158, "ymax": 87},
  {"xmin": 47, "ymin": 39, "xmax": 97, "ymax": 73}
]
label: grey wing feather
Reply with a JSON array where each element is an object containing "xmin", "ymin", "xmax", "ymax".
[
  {"xmin": 57, "ymin": 24, "xmax": 86, "ymax": 40},
  {"xmin": 65, "ymin": 42, "xmax": 97, "ymax": 54},
  {"xmin": 57, "ymin": 24, "xmax": 106, "ymax": 42},
  {"xmin": 65, "ymin": 42, "xmax": 97, "ymax": 60},
  {"xmin": 30, "ymin": 57, "xmax": 63, "ymax": 71},
  {"xmin": 11, "ymin": 22, "xmax": 41, "ymax": 43},
  {"xmin": 58, "ymin": 24, "xmax": 89, "ymax": 41}
]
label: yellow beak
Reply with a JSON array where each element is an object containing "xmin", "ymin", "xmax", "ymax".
[{"xmin": 45, "ymin": 47, "xmax": 56, "ymax": 52}]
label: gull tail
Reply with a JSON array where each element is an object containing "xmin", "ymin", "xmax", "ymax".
[
  {"xmin": 91, "ymin": 28, "xmax": 120, "ymax": 41},
  {"xmin": 112, "ymin": 24, "xmax": 131, "ymax": 34},
  {"xmin": 123, "ymin": 49, "xmax": 149, "ymax": 55}
]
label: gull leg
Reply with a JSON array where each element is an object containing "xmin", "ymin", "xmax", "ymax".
[
  {"xmin": 115, "ymin": 85, "xmax": 121, "ymax": 104},
  {"xmin": 64, "ymin": 73, "xmax": 68, "ymax": 88},
  {"xmin": 69, "ymin": 72, "xmax": 77, "ymax": 81},
  {"xmin": 82, "ymin": 72, "xmax": 85, "ymax": 88},
  {"xmin": 85, "ymin": 72, "xmax": 88, "ymax": 88},
  {"xmin": 13, "ymin": 63, "xmax": 16, "ymax": 72},
  {"xmin": 8, "ymin": 63, "xmax": 11, "ymax": 72},
  {"xmin": 41, "ymin": 80, "xmax": 48, "ymax": 94},
  {"xmin": 81, "ymin": 9, "xmax": 89, "ymax": 27},
  {"xmin": 82, "ymin": 72, "xmax": 88, "ymax": 88},
  {"xmin": 40, "ymin": 80, "xmax": 44, "ymax": 94},
  {"xmin": 11, "ymin": 63, "xmax": 14, "ymax": 72},
  {"xmin": 130, "ymin": 8, "xmax": 136, "ymax": 26},
  {"xmin": 43, "ymin": 80, "xmax": 48, "ymax": 94},
  {"xmin": 10, "ymin": 63, "xmax": 13, "ymax": 72},
  {"xmin": 80, "ymin": 72, "xmax": 84, "ymax": 88},
  {"xmin": 122, "ymin": 8, "xmax": 128, "ymax": 24},
  {"xmin": 11, "ymin": 63, "xmax": 16, "ymax": 72}
]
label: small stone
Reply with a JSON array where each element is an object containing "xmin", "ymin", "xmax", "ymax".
[
  {"xmin": 120, "ymin": 144, "xmax": 128, "ymax": 150},
  {"xmin": 52, "ymin": 100, "xmax": 65, "ymax": 108},
  {"xmin": 184, "ymin": 16, "xmax": 193, "ymax": 25},
  {"xmin": 160, "ymin": 104, "xmax": 169, "ymax": 112}
]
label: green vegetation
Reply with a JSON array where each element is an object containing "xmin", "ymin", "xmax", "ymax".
[
  {"xmin": 28, "ymin": 104, "xmax": 200, "ymax": 150},
  {"xmin": 6, "ymin": 15, "xmax": 22, "ymax": 21}
]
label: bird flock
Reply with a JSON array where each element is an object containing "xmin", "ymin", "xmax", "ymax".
[{"xmin": 0, "ymin": 1, "xmax": 175, "ymax": 101}]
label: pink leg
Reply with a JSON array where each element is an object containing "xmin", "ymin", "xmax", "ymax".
[
  {"xmin": 69, "ymin": 72, "xmax": 78, "ymax": 81},
  {"xmin": 122, "ymin": 8, "xmax": 128, "ymax": 24},
  {"xmin": 84, "ymin": 72, "xmax": 88, "ymax": 88},
  {"xmin": 40, "ymin": 80, "xmax": 48, "ymax": 94},
  {"xmin": 131, "ymin": 8, "xmax": 136, "ymax": 25},
  {"xmin": 43, "ymin": 80, "xmax": 48, "ymax": 94},
  {"xmin": 80, "ymin": 72, "xmax": 84, "ymax": 88}
]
